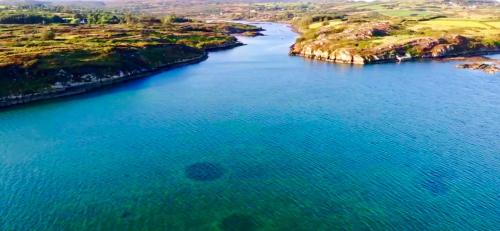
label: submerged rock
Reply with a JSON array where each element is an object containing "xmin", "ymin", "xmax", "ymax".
[
  {"xmin": 185, "ymin": 162, "xmax": 224, "ymax": 181},
  {"xmin": 421, "ymin": 169, "xmax": 450, "ymax": 195},
  {"xmin": 422, "ymin": 177, "xmax": 448, "ymax": 195},
  {"xmin": 121, "ymin": 210, "xmax": 133, "ymax": 219},
  {"xmin": 219, "ymin": 214, "xmax": 258, "ymax": 231}
]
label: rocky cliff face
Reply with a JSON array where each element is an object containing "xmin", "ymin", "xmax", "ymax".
[{"xmin": 290, "ymin": 35, "xmax": 500, "ymax": 64}]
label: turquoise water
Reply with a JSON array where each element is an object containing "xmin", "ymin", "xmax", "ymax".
[{"xmin": 1, "ymin": 23, "xmax": 499, "ymax": 230}]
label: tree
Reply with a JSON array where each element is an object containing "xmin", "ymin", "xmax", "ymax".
[
  {"xmin": 70, "ymin": 18, "xmax": 80, "ymax": 25},
  {"xmin": 162, "ymin": 15, "xmax": 177, "ymax": 25},
  {"xmin": 50, "ymin": 15, "xmax": 64, "ymax": 24},
  {"xmin": 162, "ymin": 14, "xmax": 190, "ymax": 25},
  {"xmin": 123, "ymin": 13, "xmax": 137, "ymax": 25},
  {"xmin": 87, "ymin": 13, "xmax": 99, "ymax": 25}
]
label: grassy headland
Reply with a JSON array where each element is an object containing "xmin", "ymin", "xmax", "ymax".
[
  {"xmin": 0, "ymin": 5, "xmax": 263, "ymax": 107},
  {"xmin": 289, "ymin": 1, "xmax": 500, "ymax": 64}
]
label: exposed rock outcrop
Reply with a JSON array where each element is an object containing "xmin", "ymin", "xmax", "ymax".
[
  {"xmin": 222, "ymin": 25, "xmax": 265, "ymax": 37},
  {"xmin": 290, "ymin": 35, "xmax": 500, "ymax": 64},
  {"xmin": 457, "ymin": 62, "xmax": 500, "ymax": 74}
]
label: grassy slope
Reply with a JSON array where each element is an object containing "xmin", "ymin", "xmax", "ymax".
[{"xmin": 0, "ymin": 20, "xmax": 261, "ymax": 97}]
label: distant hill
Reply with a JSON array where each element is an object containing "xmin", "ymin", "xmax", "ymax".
[
  {"xmin": 0, "ymin": 0, "xmax": 106, "ymax": 8},
  {"xmin": 442, "ymin": 0, "xmax": 500, "ymax": 5}
]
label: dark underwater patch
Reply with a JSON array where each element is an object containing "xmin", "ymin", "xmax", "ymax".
[
  {"xmin": 421, "ymin": 169, "xmax": 449, "ymax": 195},
  {"xmin": 121, "ymin": 210, "xmax": 133, "ymax": 219},
  {"xmin": 185, "ymin": 162, "xmax": 224, "ymax": 181},
  {"xmin": 422, "ymin": 178, "xmax": 448, "ymax": 195},
  {"xmin": 219, "ymin": 214, "xmax": 257, "ymax": 231}
]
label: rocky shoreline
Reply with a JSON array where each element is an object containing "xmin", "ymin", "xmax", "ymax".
[
  {"xmin": 0, "ymin": 42, "xmax": 243, "ymax": 109},
  {"xmin": 289, "ymin": 18, "xmax": 499, "ymax": 65},
  {"xmin": 457, "ymin": 62, "xmax": 499, "ymax": 74},
  {"xmin": 290, "ymin": 35, "xmax": 500, "ymax": 65},
  {"xmin": 290, "ymin": 46, "xmax": 500, "ymax": 65}
]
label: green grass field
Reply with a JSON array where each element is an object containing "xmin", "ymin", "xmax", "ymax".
[
  {"xmin": 308, "ymin": 20, "xmax": 342, "ymax": 29},
  {"xmin": 484, "ymin": 21, "xmax": 500, "ymax": 29},
  {"xmin": 409, "ymin": 18, "xmax": 500, "ymax": 37},
  {"xmin": 379, "ymin": 9, "xmax": 432, "ymax": 17}
]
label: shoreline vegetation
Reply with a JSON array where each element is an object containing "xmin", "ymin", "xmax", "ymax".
[{"xmin": 0, "ymin": 6, "xmax": 264, "ymax": 108}]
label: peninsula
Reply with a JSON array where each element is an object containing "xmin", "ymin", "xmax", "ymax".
[
  {"xmin": 288, "ymin": 1, "xmax": 499, "ymax": 64},
  {"xmin": 0, "ymin": 6, "xmax": 262, "ymax": 107}
]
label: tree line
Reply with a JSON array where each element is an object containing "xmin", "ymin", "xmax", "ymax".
[
  {"xmin": 0, "ymin": 8, "xmax": 191, "ymax": 25},
  {"xmin": 0, "ymin": 14, "xmax": 65, "ymax": 24}
]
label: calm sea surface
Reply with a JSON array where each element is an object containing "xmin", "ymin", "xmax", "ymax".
[{"xmin": 1, "ymin": 23, "xmax": 499, "ymax": 231}]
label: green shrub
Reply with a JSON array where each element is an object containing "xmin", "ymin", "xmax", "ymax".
[
  {"xmin": 41, "ymin": 29, "xmax": 56, "ymax": 40},
  {"xmin": 162, "ymin": 15, "xmax": 190, "ymax": 25},
  {"xmin": 481, "ymin": 39, "xmax": 500, "ymax": 47},
  {"xmin": 404, "ymin": 45, "xmax": 421, "ymax": 56}
]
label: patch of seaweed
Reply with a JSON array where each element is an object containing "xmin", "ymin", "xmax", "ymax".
[
  {"xmin": 121, "ymin": 210, "xmax": 133, "ymax": 219},
  {"xmin": 219, "ymin": 214, "xmax": 258, "ymax": 231},
  {"xmin": 185, "ymin": 162, "xmax": 224, "ymax": 181}
]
